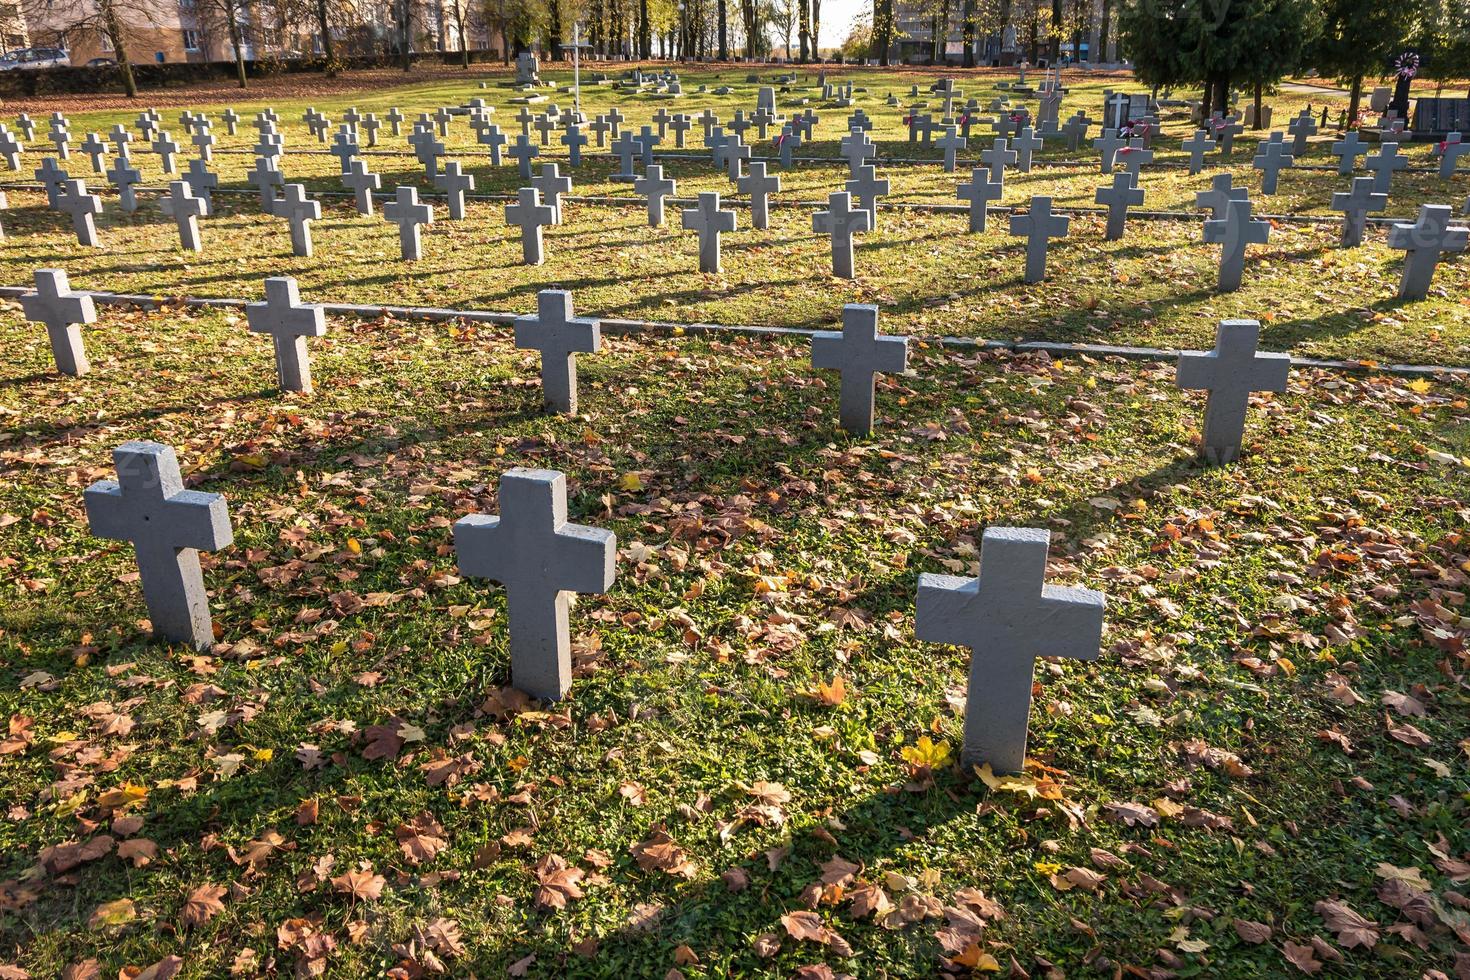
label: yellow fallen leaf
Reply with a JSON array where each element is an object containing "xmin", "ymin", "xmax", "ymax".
[{"xmin": 618, "ymin": 473, "xmax": 643, "ymax": 491}]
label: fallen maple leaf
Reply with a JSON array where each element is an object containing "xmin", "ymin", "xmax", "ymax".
[
  {"xmin": 533, "ymin": 854, "xmax": 585, "ymax": 910},
  {"xmin": 395, "ymin": 812, "xmax": 448, "ymax": 864},
  {"xmin": 1281, "ymin": 940, "xmax": 1322, "ymax": 974},
  {"xmin": 1314, "ymin": 899, "xmax": 1379, "ymax": 949},
  {"xmin": 181, "ymin": 884, "xmax": 227, "ymax": 927},
  {"xmin": 630, "ymin": 830, "xmax": 697, "ymax": 878},
  {"xmin": 331, "ymin": 869, "xmax": 385, "ymax": 901},
  {"xmin": 1233, "ymin": 918, "xmax": 1272, "ymax": 944}
]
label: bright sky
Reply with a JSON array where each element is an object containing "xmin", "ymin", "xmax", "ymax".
[{"xmin": 769, "ymin": 0, "xmax": 868, "ymax": 53}]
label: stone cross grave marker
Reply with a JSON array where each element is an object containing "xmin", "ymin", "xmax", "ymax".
[
  {"xmin": 220, "ymin": 107, "xmax": 239, "ymax": 135},
  {"xmin": 810, "ymin": 303, "xmax": 907, "ymax": 434},
  {"xmin": 776, "ymin": 126, "xmax": 802, "ymax": 168},
  {"xmin": 957, "ymin": 167, "xmax": 1002, "ymax": 233},
  {"xmin": 453, "ymin": 468, "xmax": 615, "ymax": 701},
  {"xmin": 1095, "ymin": 171, "xmax": 1144, "ymax": 241},
  {"xmin": 108, "ymin": 124, "xmax": 132, "ymax": 160},
  {"xmin": 506, "ymin": 186, "xmax": 556, "ymax": 265},
  {"xmin": 1176, "ymin": 319, "xmax": 1290, "ymax": 464},
  {"xmin": 737, "ymin": 161, "xmax": 781, "ymax": 230},
  {"xmin": 14, "ymin": 112, "xmax": 35, "ymax": 140},
  {"xmin": 0, "ymin": 126, "xmax": 22, "ymax": 170},
  {"xmin": 634, "ymin": 125, "xmax": 660, "ymax": 167},
  {"xmin": 385, "ymin": 107, "xmax": 405, "ymax": 137},
  {"xmin": 108, "ymin": 159, "xmax": 142, "ymax": 213},
  {"xmin": 514, "ymin": 289, "xmax": 601, "ymax": 414},
  {"xmin": 1287, "ymin": 108, "xmax": 1317, "ymax": 156},
  {"xmin": 479, "ymin": 123, "xmax": 507, "ymax": 165},
  {"xmin": 610, "ymin": 130, "xmax": 639, "ymax": 181},
  {"xmin": 1330, "ymin": 176, "xmax": 1387, "ymax": 248},
  {"xmin": 531, "ymin": 163, "xmax": 571, "ymax": 224},
  {"xmin": 845, "ymin": 164, "xmax": 890, "ymax": 227},
  {"xmin": 1436, "ymin": 132, "xmax": 1468, "ymax": 179},
  {"xmin": 48, "ymin": 116, "xmax": 70, "ymax": 158},
  {"xmin": 1181, "ymin": 128, "xmax": 1214, "ymax": 174},
  {"xmin": 409, "ymin": 127, "xmax": 446, "ymax": 178},
  {"xmin": 1117, "ymin": 138, "xmax": 1153, "ymax": 187},
  {"xmin": 22, "ymin": 268, "xmax": 95, "ymax": 375},
  {"xmin": 1387, "ymin": 204, "xmax": 1469, "ymax": 300},
  {"xmin": 329, "ymin": 128, "xmax": 359, "ymax": 173},
  {"xmin": 1251, "ymin": 132, "xmax": 1294, "ymax": 194},
  {"xmin": 57, "ymin": 179, "xmax": 103, "ymax": 247},
  {"xmin": 1196, "ymin": 172, "xmax": 1247, "ymax": 219},
  {"xmin": 916, "ymin": 526, "xmax": 1105, "ymax": 773},
  {"xmin": 183, "ymin": 158, "xmax": 217, "ymax": 214},
  {"xmin": 561, "ymin": 123, "xmax": 587, "ymax": 166},
  {"xmin": 982, "ymin": 137, "xmax": 1017, "ymax": 186},
  {"xmin": 246, "ymin": 276, "xmax": 328, "ymax": 392},
  {"xmin": 435, "ymin": 161, "xmax": 476, "ymax": 220},
  {"xmin": 272, "ymin": 184, "xmax": 321, "ymax": 257},
  {"xmin": 36, "ymin": 157, "xmax": 68, "ymax": 206},
  {"xmin": 839, "ymin": 129, "xmax": 875, "ymax": 175},
  {"xmin": 724, "ymin": 133, "xmax": 752, "ymax": 180},
  {"xmin": 813, "ymin": 191, "xmax": 871, "ymax": 279},
  {"xmin": 936, "ymin": 126, "xmax": 967, "ymax": 172},
  {"xmin": 383, "ymin": 185, "xmax": 434, "ymax": 260},
  {"xmin": 342, "ymin": 159, "xmax": 381, "ymax": 216},
  {"xmin": 1093, "ymin": 128, "xmax": 1124, "ymax": 172},
  {"xmin": 192, "ymin": 127, "xmax": 215, "ymax": 162},
  {"xmin": 85, "ymin": 441, "xmax": 235, "ymax": 650},
  {"xmin": 681, "ymin": 191, "xmax": 737, "ymax": 273},
  {"xmin": 1012, "ymin": 126, "xmax": 1042, "ymax": 173},
  {"xmin": 1009, "ymin": 196, "xmax": 1069, "ymax": 283},
  {"xmin": 160, "ymin": 180, "xmax": 206, "ymax": 252},
  {"xmin": 248, "ymin": 157, "xmax": 283, "ymax": 210},
  {"xmin": 1203, "ymin": 197, "xmax": 1269, "ymax": 292},
  {"xmin": 1365, "ymin": 142, "xmax": 1408, "ymax": 195},
  {"xmin": 360, "ymin": 113, "xmax": 381, "ymax": 147},
  {"xmin": 79, "ymin": 132, "xmax": 107, "ymax": 172},
  {"xmin": 633, "ymin": 165, "xmax": 676, "ymax": 227},
  {"xmin": 1212, "ymin": 115, "xmax": 1244, "ymax": 156}
]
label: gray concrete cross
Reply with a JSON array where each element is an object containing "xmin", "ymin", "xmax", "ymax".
[
  {"xmin": 813, "ymin": 190, "xmax": 871, "ymax": 279},
  {"xmin": 633, "ymin": 164, "xmax": 676, "ymax": 227},
  {"xmin": 14, "ymin": 113, "xmax": 35, "ymax": 140},
  {"xmin": 1092, "ymin": 128, "xmax": 1124, "ymax": 172},
  {"xmin": 839, "ymin": 129, "xmax": 876, "ymax": 174},
  {"xmin": 191, "ymin": 128, "xmax": 215, "ymax": 162},
  {"xmin": 108, "ymin": 159, "xmax": 142, "ymax": 213},
  {"xmin": 409, "ymin": 126, "xmax": 446, "ymax": 178},
  {"xmin": 0, "ymin": 126, "xmax": 21, "ymax": 170},
  {"xmin": 453, "ymin": 467, "xmax": 616, "ymax": 702},
  {"xmin": 1176, "ymin": 319, "xmax": 1290, "ymax": 464},
  {"xmin": 505, "ymin": 186, "xmax": 556, "ymax": 265},
  {"xmin": 810, "ymin": 303, "xmax": 908, "ymax": 434},
  {"xmin": 383, "ymin": 185, "xmax": 434, "ymax": 260},
  {"xmin": 435, "ymin": 161, "xmax": 476, "ymax": 220},
  {"xmin": 1008, "ymin": 195, "xmax": 1069, "ymax": 283},
  {"xmin": 477, "ymin": 121, "xmax": 508, "ymax": 166},
  {"xmin": 1287, "ymin": 107, "xmax": 1317, "ymax": 156},
  {"xmin": 935, "ymin": 125, "xmax": 967, "ymax": 172},
  {"xmin": 916, "ymin": 526, "xmax": 1105, "ymax": 773},
  {"xmin": 108, "ymin": 124, "xmax": 133, "ymax": 161},
  {"xmin": 957, "ymin": 167, "xmax": 1002, "ymax": 233},
  {"xmin": 1195, "ymin": 172, "xmax": 1247, "ymax": 220},
  {"xmin": 561, "ymin": 123, "xmax": 587, "ymax": 166},
  {"xmin": 79, "ymin": 132, "xmax": 107, "ymax": 172},
  {"xmin": 246, "ymin": 276, "xmax": 327, "ymax": 392},
  {"xmin": 57, "ymin": 179, "xmax": 103, "ymax": 247},
  {"xmin": 1012, "ymin": 126, "xmax": 1042, "ymax": 173},
  {"xmin": 633, "ymin": 125, "xmax": 660, "ymax": 167},
  {"xmin": 737, "ymin": 161, "xmax": 781, "ymax": 230},
  {"xmin": 1387, "ymin": 204, "xmax": 1469, "ymax": 300},
  {"xmin": 152, "ymin": 131, "xmax": 180, "ymax": 174},
  {"xmin": 1439, "ymin": 132, "xmax": 1470, "ymax": 179},
  {"xmin": 1365, "ymin": 141, "xmax": 1408, "ymax": 195},
  {"xmin": 1203, "ymin": 197, "xmax": 1269, "ymax": 292},
  {"xmin": 1117, "ymin": 137, "xmax": 1153, "ymax": 187},
  {"xmin": 36, "ymin": 157, "xmax": 69, "ymax": 207},
  {"xmin": 845, "ymin": 163, "xmax": 890, "ymax": 227},
  {"xmin": 981, "ymin": 137, "xmax": 1017, "ymax": 186},
  {"xmin": 681, "ymin": 191, "xmax": 737, "ymax": 273},
  {"xmin": 1329, "ymin": 176, "xmax": 1387, "ymax": 248},
  {"xmin": 1094, "ymin": 171, "xmax": 1144, "ymax": 241},
  {"xmin": 514, "ymin": 289, "xmax": 602, "ymax": 414},
  {"xmin": 534, "ymin": 113, "xmax": 557, "ymax": 145},
  {"xmin": 1251, "ymin": 132, "xmax": 1294, "ymax": 195},
  {"xmin": 360, "ymin": 113, "xmax": 381, "ymax": 146},
  {"xmin": 329, "ymin": 128, "xmax": 359, "ymax": 173},
  {"xmin": 509, "ymin": 133, "xmax": 540, "ymax": 181},
  {"xmin": 85, "ymin": 441, "xmax": 235, "ymax": 650},
  {"xmin": 724, "ymin": 133, "xmax": 751, "ymax": 180},
  {"xmin": 183, "ymin": 158, "xmax": 217, "ymax": 215},
  {"xmin": 160, "ymin": 180, "xmax": 206, "ymax": 253},
  {"xmin": 247, "ymin": 156, "xmax": 283, "ymax": 210},
  {"xmin": 22, "ymin": 268, "xmax": 95, "ymax": 375},
  {"xmin": 271, "ymin": 183, "xmax": 321, "ymax": 257},
  {"xmin": 48, "ymin": 118, "xmax": 70, "ymax": 159},
  {"xmin": 433, "ymin": 106, "xmax": 454, "ymax": 137},
  {"xmin": 776, "ymin": 126, "xmax": 802, "ymax": 167},
  {"xmin": 1180, "ymin": 128, "xmax": 1214, "ymax": 174},
  {"xmin": 1211, "ymin": 115, "xmax": 1244, "ymax": 156},
  {"xmin": 531, "ymin": 163, "xmax": 571, "ymax": 224},
  {"xmin": 342, "ymin": 158, "xmax": 381, "ymax": 216},
  {"xmin": 385, "ymin": 106, "xmax": 405, "ymax": 137},
  {"xmin": 220, "ymin": 107, "xmax": 239, "ymax": 135}
]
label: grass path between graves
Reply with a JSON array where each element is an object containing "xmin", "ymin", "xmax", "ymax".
[
  {"xmin": 1, "ymin": 67, "xmax": 1467, "ymax": 367},
  {"xmin": 0, "ymin": 299, "xmax": 1468, "ymax": 977}
]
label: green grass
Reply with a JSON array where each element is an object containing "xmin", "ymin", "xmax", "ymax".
[
  {"xmin": 1, "ymin": 66, "xmax": 1468, "ymax": 365},
  {"xmin": 0, "ymin": 290, "xmax": 1468, "ymax": 977}
]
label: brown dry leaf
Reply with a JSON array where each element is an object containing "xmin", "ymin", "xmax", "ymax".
[
  {"xmin": 181, "ymin": 884, "xmax": 227, "ymax": 927},
  {"xmin": 630, "ymin": 831, "xmax": 697, "ymax": 878},
  {"xmin": 751, "ymin": 933, "xmax": 782, "ymax": 958},
  {"xmin": 848, "ymin": 883, "xmax": 892, "ymax": 919},
  {"xmin": 1101, "ymin": 801, "xmax": 1159, "ymax": 827},
  {"xmin": 619, "ymin": 781, "xmax": 647, "ymax": 806},
  {"xmin": 117, "ymin": 838, "xmax": 158, "ymax": 868},
  {"xmin": 722, "ymin": 867, "xmax": 750, "ymax": 892},
  {"xmin": 295, "ymin": 799, "xmax": 319, "ymax": 826},
  {"xmin": 1232, "ymin": 918, "xmax": 1272, "ymax": 944},
  {"xmin": 1314, "ymin": 899, "xmax": 1379, "ymax": 949},
  {"xmin": 395, "ymin": 812, "xmax": 448, "ymax": 865},
  {"xmin": 815, "ymin": 675, "xmax": 847, "ymax": 706},
  {"xmin": 331, "ymin": 869, "xmax": 386, "ymax": 901},
  {"xmin": 1282, "ymin": 941, "xmax": 1322, "ymax": 974},
  {"xmin": 819, "ymin": 856, "xmax": 860, "ymax": 888},
  {"xmin": 672, "ymin": 944, "xmax": 700, "ymax": 966},
  {"xmin": 780, "ymin": 910, "xmax": 851, "ymax": 954},
  {"xmin": 60, "ymin": 961, "xmax": 100, "ymax": 980},
  {"xmin": 533, "ymin": 854, "xmax": 585, "ymax": 910},
  {"xmin": 1384, "ymin": 714, "xmax": 1432, "ymax": 748},
  {"xmin": 507, "ymin": 954, "xmax": 535, "ymax": 976},
  {"xmin": 1382, "ymin": 690, "xmax": 1427, "ymax": 717},
  {"xmin": 131, "ymin": 957, "xmax": 184, "ymax": 980}
]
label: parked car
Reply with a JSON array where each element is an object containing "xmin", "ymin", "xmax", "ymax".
[
  {"xmin": 84, "ymin": 57, "xmax": 117, "ymax": 67},
  {"xmin": 0, "ymin": 47, "xmax": 70, "ymax": 70}
]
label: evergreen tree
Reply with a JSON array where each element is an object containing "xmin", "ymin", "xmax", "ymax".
[{"xmin": 1314, "ymin": 0, "xmax": 1417, "ymax": 121}]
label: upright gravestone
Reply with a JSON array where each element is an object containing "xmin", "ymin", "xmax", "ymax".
[
  {"xmin": 956, "ymin": 167, "xmax": 1002, "ymax": 233},
  {"xmin": 1287, "ymin": 108, "xmax": 1317, "ymax": 155},
  {"xmin": 342, "ymin": 159, "xmax": 381, "ymax": 216},
  {"xmin": 1364, "ymin": 142, "xmax": 1408, "ymax": 196},
  {"xmin": 845, "ymin": 164, "xmax": 890, "ymax": 227},
  {"xmin": 810, "ymin": 304, "xmax": 908, "ymax": 434},
  {"xmin": 982, "ymin": 137, "xmax": 1017, "ymax": 186},
  {"xmin": 107, "ymin": 159, "xmax": 142, "ymax": 213},
  {"xmin": 813, "ymin": 191, "xmax": 872, "ymax": 279},
  {"xmin": 531, "ymin": 163, "xmax": 572, "ymax": 225},
  {"xmin": 1203, "ymin": 197, "xmax": 1269, "ymax": 292},
  {"xmin": 85, "ymin": 441, "xmax": 235, "ymax": 650},
  {"xmin": 1387, "ymin": 204, "xmax": 1469, "ymax": 300},
  {"xmin": 57, "ymin": 179, "xmax": 103, "ymax": 247},
  {"xmin": 1008, "ymin": 196, "xmax": 1070, "ymax": 283},
  {"xmin": 1251, "ymin": 133, "xmax": 1294, "ymax": 195},
  {"xmin": 383, "ymin": 185, "xmax": 434, "ymax": 261},
  {"xmin": 272, "ymin": 184, "xmax": 321, "ymax": 257},
  {"xmin": 453, "ymin": 468, "xmax": 616, "ymax": 701},
  {"xmin": 1331, "ymin": 130, "xmax": 1368, "ymax": 175},
  {"xmin": 916, "ymin": 526, "xmax": 1105, "ymax": 773},
  {"xmin": 1329, "ymin": 176, "xmax": 1387, "ymax": 248},
  {"xmin": 435, "ymin": 161, "xmax": 476, "ymax": 220},
  {"xmin": 159, "ymin": 180, "xmax": 206, "ymax": 253},
  {"xmin": 1176, "ymin": 319, "xmax": 1290, "ymax": 464},
  {"xmin": 246, "ymin": 276, "xmax": 328, "ymax": 393},
  {"xmin": 633, "ymin": 165, "xmax": 676, "ymax": 227},
  {"xmin": 1181, "ymin": 129, "xmax": 1215, "ymax": 175},
  {"xmin": 514, "ymin": 289, "xmax": 602, "ymax": 414},
  {"xmin": 22, "ymin": 268, "xmax": 95, "ymax": 376},
  {"xmin": 681, "ymin": 192, "xmax": 737, "ymax": 274},
  {"xmin": 1094, "ymin": 171, "xmax": 1144, "ymax": 241},
  {"xmin": 737, "ymin": 161, "xmax": 781, "ymax": 230},
  {"xmin": 505, "ymin": 186, "xmax": 556, "ymax": 265}
]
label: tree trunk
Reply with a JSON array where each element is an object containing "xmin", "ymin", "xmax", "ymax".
[
  {"xmin": 798, "ymin": 0, "xmax": 808, "ymax": 61},
  {"xmin": 315, "ymin": 0, "xmax": 337, "ymax": 75},
  {"xmin": 1049, "ymin": 0, "xmax": 1060, "ymax": 60},
  {"xmin": 961, "ymin": 0, "xmax": 975, "ymax": 67},
  {"xmin": 1097, "ymin": 0, "xmax": 1109, "ymax": 63},
  {"xmin": 810, "ymin": 0, "xmax": 819, "ymax": 59},
  {"xmin": 226, "ymin": 2, "xmax": 248, "ymax": 87},
  {"xmin": 1348, "ymin": 74, "xmax": 1362, "ymax": 125},
  {"xmin": 398, "ymin": 0, "xmax": 413, "ymax": 70},
  {"xmin": 640, "ymin": 0, "xmax": 650, "ymax": 57},
  {"xmin": 1252, "ymin": 80, "xmax": 1263, "ymax": 130},
  {"xmin": 100, "ymin": 2, "xmax": 137, "ymax": 97},
  {"xmin": 718, "ymin": 0, "xmax": 728, "ymax": 58}
]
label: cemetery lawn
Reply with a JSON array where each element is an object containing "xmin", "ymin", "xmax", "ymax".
[
  {"xmin": 1, "ymin": 300, "xmax": 1469, "ymax": 978},
  {"xmin": 3, "ymin": 66, "xmax": 1469, "ymax": 367}
]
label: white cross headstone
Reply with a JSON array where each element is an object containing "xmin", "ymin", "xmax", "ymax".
[
  {"xmin": 36, "ymin": 157, "xmax": 68, "ymax": 207},
  {"xmin": 272, "ymin": 184, "xmax": 321, "ymax": 257},
  {"xmin": 514, "ymin": 289, "xmax": 601, "ymax": 414},
  {"xmin": 681, "ymin": 191, "xmax": 737, "ymax": 273},
  {"xmin": 561, "ymin": 123, "xmax": 588, "ymax": 166},
  {"xmin": 1092, "ymin": 128, "xmax": 1124, "ymax": 172},
  {"xmin": 813, "ymin": 190, "xmax": 871, "ymax": 279},
  {"xmin": 0, "ymin": 126, "xmax": 21, "ymax": 170},
  {"xmin": 1387, "ymin": 204, "xmax": 1469, "ymax": 300},
  {"xmin": 724, "ymin": 133, "xmax": 752, "ymax": 180},
  {"xmin": 1287, "ymin": 108, "xmax": 1317, "ymax": 156},
  {"xmin": 220, "ymin": 108, "xmax": 239, "ymax": 135},
  {"xmin": 152, "ymin": 131, "xmax": 180, "ymax": 174},
  {"xmin": 342, "ymin": 159, "xmax": 381, "ymax": 216},
  {"xmin": 505, "ymin": 186, "xmax": 556, "ymax": 265},
  {"xmin": 1203, "ymin": 197, "xmax": 1269, "ymax": 292},
  {"xmin": 1008, "ymin": 196, "xmax": 1069, "ymax": 283},
  {"xmin": 409, "ymin": 126, "xmax": 446, "ymax": 178},
  {"xmin": 385, "ymin": 107, "xmax": 405, "ymax": 137},
  {"xmin": 246, "ymin": 276, "xmax": 327, "ymax": 392},
  {"xmin": 22, "ymin": 268, "xmax": 95, "ymax": 375},
  {"xmin": 85, "ymin": 441, "xmax": 235, "ymax": 650},
  {"xmin": 1012, "ymin": 126, "xmax": 1042, "ymax": 173},
  {"xmin": 383, "ymin": 185, "xmax": 434, "ymax": 260},
  {"xmin": 634, "ymin": 125, "xmax": 660, "ymax": 167},
  {"xmin": 737, "ymin": 161, "xmax": 781, "ymax": 230},
  {"xmin": 1195, "ymin": 172, "xmax": 1247, "ymax": 220},
  {"xmin": 1117, "ymin": 138, "xmax": 1153, "ymax": 187},
  {"xmin": 1176, "ymin": 319, "xmax": 1290, "ymax": 464},
  {"xmin": 810, "ymin": 304, "xmax": 907, "ymax": 434},
  {"xmin": 329, "ymin": 128, "xmax": 359, "ymax": 173},
  {"xmin": 453, "ymin": 468, "xmax": 616, "ymax": 702},
  {"xmin": 633, "ymin": 164, "xmax": 676, "ymax": 227},
  {"xmin": 916, "ymin": 526, "xmax": 1104, "ymax": 773},
  {"xmin": 435, "ymin": 161, "xmax": 476, "ymax": 220},
  {"xmin": 160, "ymin": 180, "xmax": 206, "ymax": 252},
  {"xmin": 248, "ymin": 157, "xmax": 283, "ymax": 210},
  {"xmin": 1436, "ymin": 132, "xmax": 1468, "ymax": 179},
  {"xmin": 935, "ymin": 126, "xmax": 967, "ymax": 172},
  {"xmin": 79, "ymin": 132, "xmax": 107, "ymax": 172},
  {"xmin": 1329, "ymin": 176, "xmax": 1387, "ymax": 248},
  {"xmin": 57, "ymin": 179, "xmax": 103, "ymax": 247}
]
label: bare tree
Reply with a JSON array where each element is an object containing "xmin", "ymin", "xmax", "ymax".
[
  {"xmin": 21, "ymin": 0, "xmax": 149, "ymax": 95},
  {"xmin": 192, "ymin": 0, "xmax": 253, "ymax": 85},
  {"xmin": 769, "ymin": 0, "xmax": 795, "ymax": 57}
]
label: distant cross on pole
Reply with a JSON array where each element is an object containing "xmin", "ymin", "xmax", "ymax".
[
  {"xmin": 453, "ymin": 468, "xmax": 616, "ymax": 702},
  {"xmin": 514, "ymin": 289, "xmax": 602, "ymax": 414},
  {"xmin": 916, "ymin": 526, "xmax": 1105, "ymax": 774},
  {"xmin": 84, "ymin": 441, "xmax": 235, "ymax": 650},
  {"xmin": 810, "ymin": 303, "xmax": 908, "ymax": 434},
  {"xmin": 1176, "ymin": 319, "xmax": 1290, "ymax": 464}
]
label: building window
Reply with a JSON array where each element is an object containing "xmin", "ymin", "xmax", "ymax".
[
  {"xmin": 100, "ymin": 30, "xmax": 114, "ymax": 51},
  {"xmin": 182, "ymin": 28, "xmax": 200, "ymax": 49}
]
